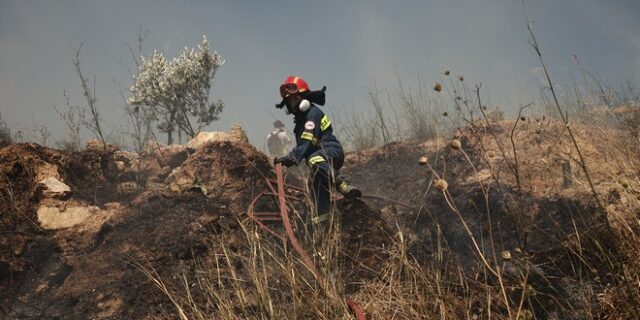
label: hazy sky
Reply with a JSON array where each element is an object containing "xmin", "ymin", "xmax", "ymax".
[{"xmin": 1, "ymin": 0, "xmax": 639, "ymax": 147}]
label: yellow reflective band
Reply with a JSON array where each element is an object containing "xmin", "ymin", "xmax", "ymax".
[
  {"xmin": 301, "ymin": 131, "xmax": 314, "ymax": 141},
  {"xmin": 320, "ymin": 115, "xmax": 332, "ymax": 131},
  {"xmin": 312, "ymin": 213, "xmax": 330, "ymax": 224},
  {"xmin": 308, "ymin": 155, "xmax": 326, "ymax": 165}
]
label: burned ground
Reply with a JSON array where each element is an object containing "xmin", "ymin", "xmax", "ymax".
[
  {"xmin": 0, "ymin": 139, "xmax": 393, "ymax": 319},
  {"xmin": 342, "ymin": 119, "xmax": 640, "ymax": 318},
  {"xmin": 1, "ymin": 119, "xmax": 639, "ymax": 319}
]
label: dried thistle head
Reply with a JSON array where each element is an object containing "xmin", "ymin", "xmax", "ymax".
[
  {"xmin": 520, "ymin": 116, "xmax": 526, "ymax": 121},
  {"xmin": 418, "ymin": 156, "xmax": 428, "ymax": 165},
  {"xmin": 434, "ymin": 179, "xmax": 448, "ymax": 191},
  {"xmin": 442, "ymin": 111, "xmax": 448, "ymax": 117},
  {"xmin": 434, "ymin": 83, "xmax": 443, "ymax": 92},
  {"xmin": 501, "ymin": 250, "xmax": 512, "ymax": 261},
  {"xmin": 450, "ymin": 139, "xmax": 461, "ymax": 150},
  {"xmin": 458, "ymin": 75, "xmax": 464, "ymax": 81},
  {"xmin": 444, "ymin": 70, "xmax": 450, "ymax": 76}
]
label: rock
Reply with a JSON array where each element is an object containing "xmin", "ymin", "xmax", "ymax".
[
  {"xmin": 113, "ymin": 150, "xmax": 137, "ymax": 164},
  {"xmin": 103, "ymin": 202, "xmax": 122, "ymax": 210},
  {"xmin": 36, "ymin": 162, "xmax": 62, "ymax": 182},
  {"xmin": 230, "ymin": 124, "xmax": 249, "ymax": 144},
  {"xmin": 158, "ymin": 145, "xmax": 189, "ymax": 168},
  {"xmin": 115, "ymin": 161, "xmax": 126, "ymax": 171},
  {"xmin": 117, "ymin": 181, "xmax": 140, "ymax": 195},
  {"xmin": 145, "ymin": 182, "xmax": 166, "ymax": 191},
  {"xmin": 37, "ymin": 204, "xmax": 99, "ymax": 229},
  {"xmin": 38, "ymin": 176, "xmax": 71, "ymax": 198},
  {"xmin": 158, "ymin": 165, "xmax": 172, "ymax": 178},
  {"xmin": 186, "ymin": 131, "xmax": 233, "ymax": 150},
  {"xmin": 184, "ymin": 184, "xmax": 209, "ymax": 196},
  {"xmin": 145, "ymin": 164, "xmax": 172, "ymax": 183},
  {"xmin": 85, "ymin": 139, "xmax": 119, "ymax": 153},
  {"xmin": 186, "ymin": 126, "xmax": 250, "ymax": 151},
  {"xmin": 165, "ymin": 167, "xmax": 195, "ymax": 193}
]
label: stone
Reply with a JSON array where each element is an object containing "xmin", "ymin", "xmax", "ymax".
[
  {"xmin": 85, "ymin": 139, "xmax": 119, "ymax": 153},
  {"xmin": 103, "ymin": 202, "xmax": 122, "ymax": 211},
  {"xmin": 38, "ymin": 176, "xmax": 71, "ymax": 198},
  {"xmin": 157, "ymin": 145, "xmax": 189, "ymax": 168},
  {"xmin": 165, "ymin": 167, "xmax": 195, "ymax": 193},
  {"xmin": 37, "ymin": 204, "xmax": 99, "ymax": 230},
  {"xmin": 117, "ymin": 181, "xmax": 140, "ymax": 195},
  {"xmin": 115, "ymin": 161, "xmax": 126, "ymax": 171},
  {"xmin": 230, "ymin": 124, "xmax": 249, "ymax": 144},
  {"xmin": 36, "ymin": 163, "xmax": 62, "ymax": 182},
  {"xmin": 186, "ymin": 131, "xmax": 232, "ymax": 150}
]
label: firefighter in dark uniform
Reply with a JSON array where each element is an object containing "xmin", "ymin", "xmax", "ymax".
[{"xmin": 274, "ymin": 76, "xmax": 361, "ymax": 224}]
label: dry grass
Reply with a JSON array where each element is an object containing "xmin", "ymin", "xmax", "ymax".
[
  {"xmin": 135, "ymin": 16, "xmax": 640, "ymax": 317},
  {"xmin": 138, "ymin": 83, "xmax": 640, "ymax": 319},
  {"xmin": 139, "ymin": 134, "xmax": 640, "ymax": 319}
]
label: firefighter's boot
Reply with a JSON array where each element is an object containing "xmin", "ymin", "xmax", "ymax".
[{"xmin": 336, "ymin": 177, "xmax": 362, "ymax": 199}]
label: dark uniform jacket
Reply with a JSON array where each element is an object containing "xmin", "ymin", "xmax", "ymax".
[{"xmin": 289, "ymin": 105, "xmax": 342, "ymax": 164}]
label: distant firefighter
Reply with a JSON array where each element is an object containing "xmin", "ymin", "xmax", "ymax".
[{"xmin": 266, "ymin": 120, "xmax": 292, "ymax": 158}]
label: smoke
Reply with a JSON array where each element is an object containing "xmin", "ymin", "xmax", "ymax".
[{"xmin": 1, "ymin": 0, "xmax": 639, "ymax": 147}]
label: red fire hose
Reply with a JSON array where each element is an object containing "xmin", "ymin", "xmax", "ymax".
[{"xmin": 274, "ymin": 164, "xmax": 366, "ymax": 319}]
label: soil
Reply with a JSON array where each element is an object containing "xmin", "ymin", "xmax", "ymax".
[
  {"xmin": 1, "ymin": 119, "xmax": 637, "ymax": 319},
  {"xmin": 0, "ymin": 139, "xmax": 393, "ymax": 319},
  {"xmin": 340, "ymin": 119, "xmax": 639, "ymax": 317}
]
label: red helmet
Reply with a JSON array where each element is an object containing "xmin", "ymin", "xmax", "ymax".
[{"xmin": 279, "ymin": 76, "xmax": 309, "ymax": 98}]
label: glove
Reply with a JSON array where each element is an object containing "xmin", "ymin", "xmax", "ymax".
[{"xmin": 274, "ymin": 154, "xmax": 297, "ymax": 167}]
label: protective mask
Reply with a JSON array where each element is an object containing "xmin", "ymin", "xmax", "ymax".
[
  {"xmin": 298, "ymin": 99, "xmax": 310, "ymax": 112},
  {"xmin": 285, "ymin": 97, "xmax": 310, "ymax": 114}
]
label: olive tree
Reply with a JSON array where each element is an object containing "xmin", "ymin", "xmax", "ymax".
[{"xmin": 128, "ymin": 36, "xmax": 225, "ymax": 145}]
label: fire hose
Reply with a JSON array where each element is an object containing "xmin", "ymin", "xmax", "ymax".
[
  {"xmin": 247, "ymin": 164, "xmax": 417, "ymax": 318},
  {"xmin": 247, "ymin": 164, "xmax": 368, "ymax": 319},
  {"xmin": 275, "ymin": 164, "xmax": 366, "ymax": 319}
]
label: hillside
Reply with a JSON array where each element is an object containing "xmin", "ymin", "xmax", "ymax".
[{"xmin": 1, "ymin": 119, "xmax": 639, "ymax": 319}]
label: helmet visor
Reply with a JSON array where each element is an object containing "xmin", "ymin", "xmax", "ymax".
[{"xmin": 279, "ymin": 83, "xmax": 298, "ymax": 98}]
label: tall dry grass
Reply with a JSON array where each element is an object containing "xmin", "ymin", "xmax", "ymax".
[{"xmin": 136, "ymin": 6, "xmax": 640, "ymax": 318}]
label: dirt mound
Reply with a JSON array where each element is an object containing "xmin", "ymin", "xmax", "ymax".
[
  {"xmin": 2, "ymin": 118, "xmax": 634, "ymax": 318},
  {"xmin": 165, "ymin": 141, "xmax": 273, "ymax": 214},
  {"xmin": 1, "ymin": 136, "xmax": 395, "ymax": 319},
  {"xmin": 343, "ymin": 120, "xmax": 637, "ymax": 243},
  {"xmin": 0, "ymin": 140, "xmax": 258, "ymax": 318},
  {"xmin": 0, "ymin": 143, "xmax": 72, "ymax": 231},
  {"xmin": 341, "ymin": 119, "xmax": 640, "ymax": 317},
  {"xmin": 0, "ymin": 143, "xmax": 126, "ymax": 317},
  {"xmin": 5, "ymin": 192, "xmax": 231, "ymax": 319},
  {"xmin": 337, "ymin": 199, "xmax": 394, "ymax": 280},
  {"xmin": 345, "ymin": 119, "xmax": 637, "ymax": 204}
]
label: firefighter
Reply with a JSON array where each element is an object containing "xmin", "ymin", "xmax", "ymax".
[
  {"xmin": 274, "ymin": 76, "xmax": 361, "ymax": 224},
  {"xmin": 267, "ymin": 120, "xmax": 292, "ymax": 158}
]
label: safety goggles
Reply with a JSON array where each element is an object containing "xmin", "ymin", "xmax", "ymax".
[{"xmin": 279, "ymin": 83, "xmax": 299, "ymax": 98}]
